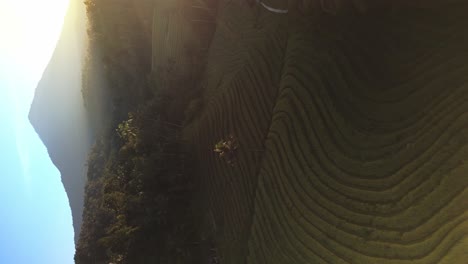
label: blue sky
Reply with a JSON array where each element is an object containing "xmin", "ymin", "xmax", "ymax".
[{"xmin": 0, "ymin": 0, "xmax": 75, "ymax": 263}]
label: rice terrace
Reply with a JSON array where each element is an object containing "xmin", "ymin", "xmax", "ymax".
[{"xmin": 74, "ymin": 0, "xmax": 468, "ymax": 263}]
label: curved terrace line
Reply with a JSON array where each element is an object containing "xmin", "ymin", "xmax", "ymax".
[{"xmin": 256, "ymin": 0, "xmax": 288, "ymax": 14}]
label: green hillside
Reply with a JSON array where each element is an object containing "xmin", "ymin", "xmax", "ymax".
[
  {"xmin": 77, "ymin": 0, "xmax": 468, "ymax": 263},
  {"xmin": 181, "ymin": 1, "xmax": 468, "ymax": 263}
]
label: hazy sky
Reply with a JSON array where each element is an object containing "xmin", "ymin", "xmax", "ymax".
[{"xmin": 0, "ymin": 0, "xmax": 75, "ymax": 263}]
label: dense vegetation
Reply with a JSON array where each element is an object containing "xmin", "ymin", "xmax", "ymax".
[
  {"xmin": 75, "ymin": 101, "xmax": 198, "ymax": 263},
  {"xmin": 76, "ymin": 0, "xmax": 209, "ymax": 263},
  {"xmin": 81, "ymin": 0, "xmax": 154, "ymax": 120}
]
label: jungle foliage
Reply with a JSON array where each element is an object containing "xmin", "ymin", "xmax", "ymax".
[
  {"xmin": 81, "ymin": 0, "xmax": 154, "ymax": 120},
  {"xmin": 75, "ymin": 100, "xmax": 198, "ymax": 264},
  {"xmin": 76, "ymin": 0, "xmax": 205, "ymax": 263}
]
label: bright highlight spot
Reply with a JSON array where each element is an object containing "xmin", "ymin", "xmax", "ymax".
[
  {"xmin": 0, "ymin": 0, "xmax": 75, "ymax": 263},
  {"xmin": 0, "ymin": 0, "xmax": 70, "ymax": 191},
  {"xmin": 0, "ymin": 0, "xmax": 70, "ymax": 106}
]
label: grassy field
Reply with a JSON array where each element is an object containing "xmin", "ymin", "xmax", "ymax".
[{"xmin": 149, "ymin": 0, "xmax": 468, "ymax": 263}]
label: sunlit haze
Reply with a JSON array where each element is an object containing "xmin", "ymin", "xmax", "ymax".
[
  {"xmin": 0, "ymin": 0, "xmax": 70, "ymax": 105},
  {"xmin": 0, "ymin": 0, "xmax": 75, "ymax": 263}
]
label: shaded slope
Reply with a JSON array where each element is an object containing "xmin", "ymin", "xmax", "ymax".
[
  {"xmin": 182, "ymin": 1, "xmax": 468, "ymax": 263},
  {"xmin": 29, "ymin": 0, "xmax": 90, "ymax": 243}
]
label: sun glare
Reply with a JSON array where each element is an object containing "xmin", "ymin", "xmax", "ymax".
[
  {"xmin": 0, "ymin": 0, "xmax": 70, "ymax": 83},
  {"xmin": 0, "ymin": 0, "xmax": 70, "ymax": 107},
  {"xmin": 0, "ymin": 0, "xmax": 69, "ymax": 53}
]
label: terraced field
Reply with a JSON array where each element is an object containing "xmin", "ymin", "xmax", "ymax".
[
  {"xmin": 151, "ymin": 0, "xmax": 216, "ymax": 89},
  {"xmin": 154, "ymin": 1, "xmax": 468, "ymax": 263}
]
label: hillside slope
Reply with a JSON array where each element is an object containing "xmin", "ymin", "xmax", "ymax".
[
  {"xmin": 28, "ymin": 0, "xmax": 90, "ymax": 243},
  {"xmin": 183, "ymin": 1, "xmax": 468, "ymax": 263}
]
